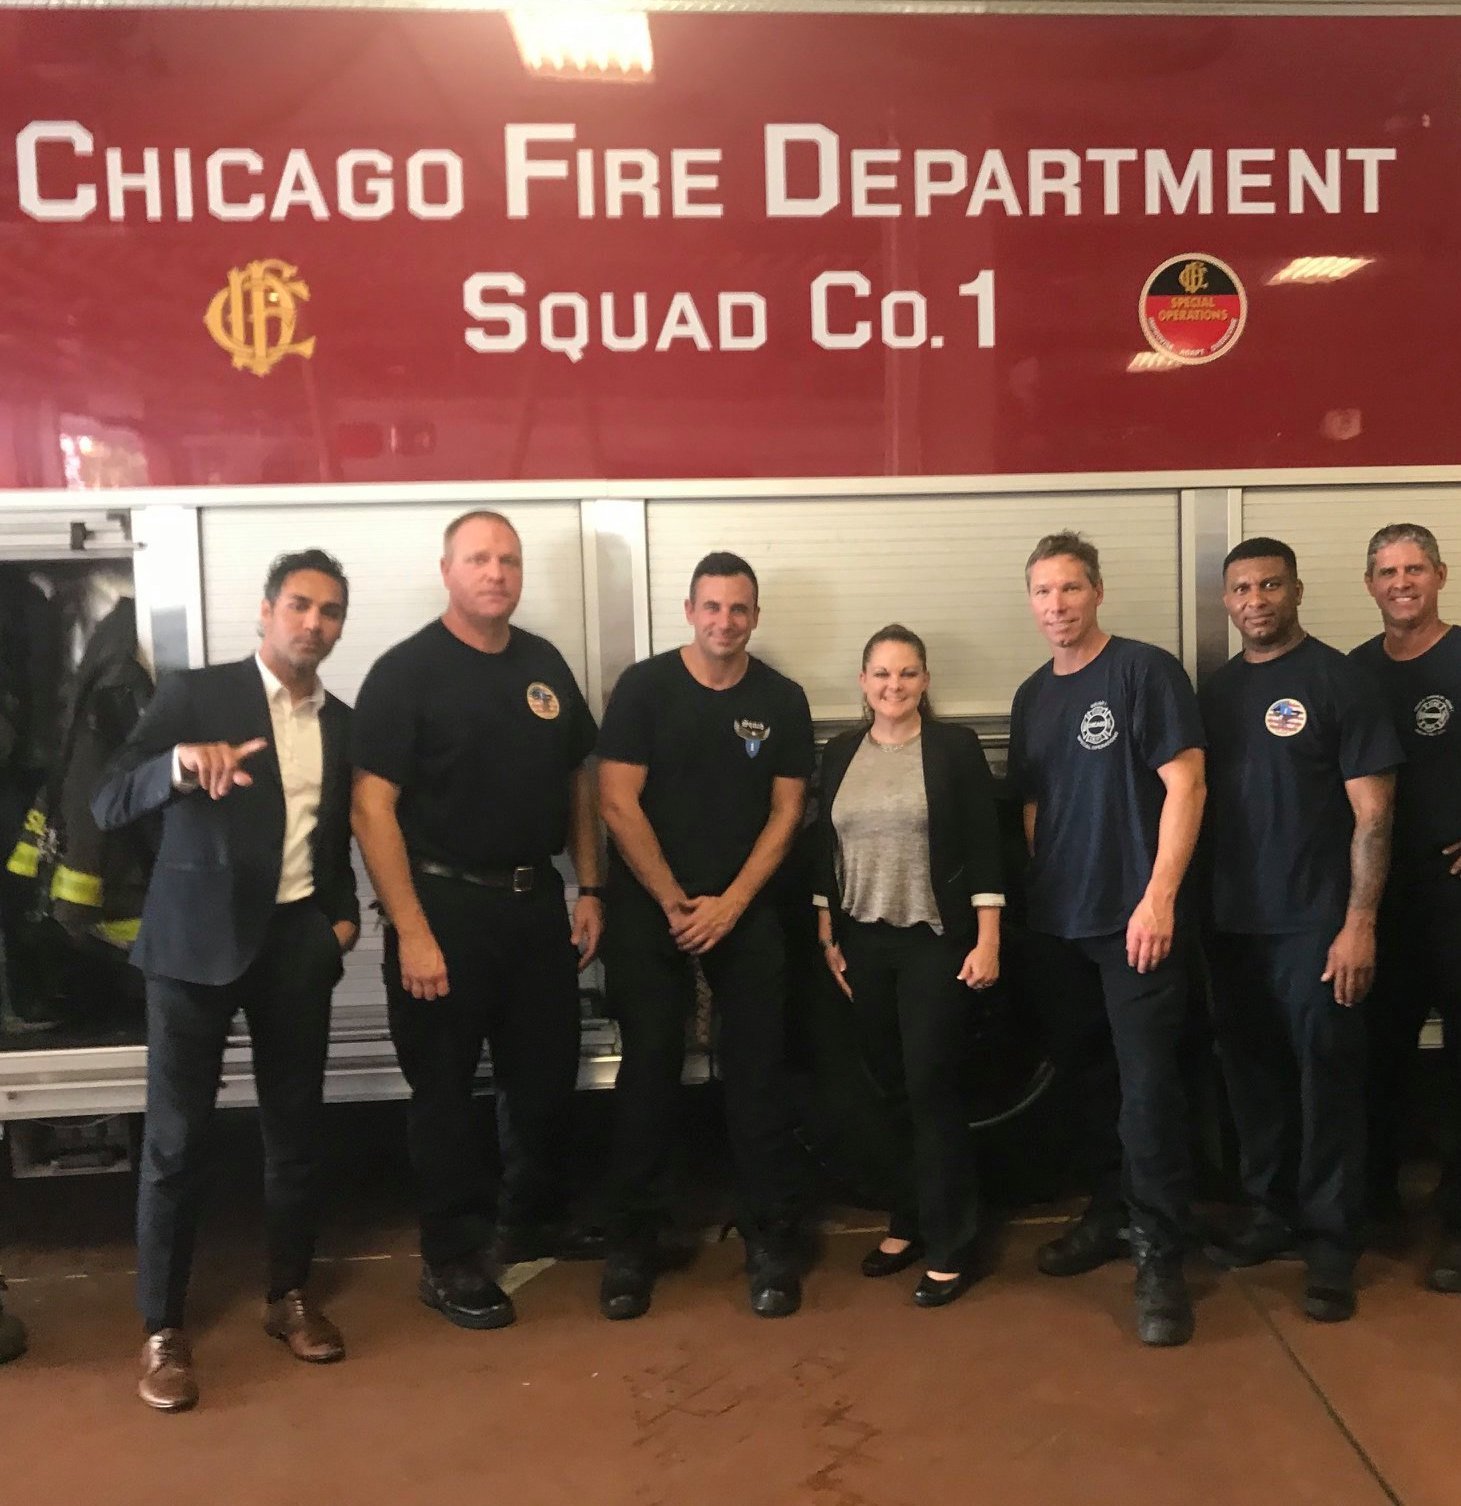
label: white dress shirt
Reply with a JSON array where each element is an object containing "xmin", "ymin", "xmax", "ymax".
[
  {"xmin": 170, "ymin": 655, "xmax": 325, "ymax": 903},
  {"xmin": 254, "ymin": 654, "xmax": 325, "ymax": 903}
]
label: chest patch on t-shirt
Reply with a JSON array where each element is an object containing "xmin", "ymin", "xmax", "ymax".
[
  {"xmin": 1078, "ymin": 700, "xmax": 1119, "ymax": 751},
  {"xmin": 1415, "ymin": 694, "xmax": 1453, "ymax": 737},
  {"xmin": 733, "ymin": 717, "xmax": 770, "ymax": 757},
  {"xmin": 526, "ymin": 682, "xmax": 561, "ymax": 719},
  {"xmin": 1264, "ymin": 698, "xmax": 1307, "ymax": 737}
]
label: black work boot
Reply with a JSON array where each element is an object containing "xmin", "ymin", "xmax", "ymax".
[
  {"xmin": 494, "ymin": 1222, "xmax": 608, "ymax": 1265},
  {"xmin": 0, "ymin": 1277, "xmax": 25, "ymax": 1365},
  {"xmin": 1132, "ymin": 1245, "xmax": 1194, "ymax": 1347},
  {"xmin": 419, "ymin": 1254, "xmax": 516, "ymax": 1330},
  {"xmin": 1037, "ymin": 1203, "xmax": 1129, "ymax": 1277},
  {"xmin": 745, "ymin": 1225, "xmax": 803, "ymax": 1318},
  {"xmin": 600, "ymin": 1248, "xmax": 658, "ymax": 1321},
  {"xmin": 1203, "ymin": 1215, "xmax": 1299, "ymax": 1270},
  {"xmin": 1426, "ymin": 1234, "xmax": 1461, "ymax": 1295},
  {"xmin": 1302, "ymin": 1243, "xmax": 1358, "ymax": 1322}
]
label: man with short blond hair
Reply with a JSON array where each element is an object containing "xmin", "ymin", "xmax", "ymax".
[
  {"xmin": 1009, "ymin": 531, "xmax": 1207, "ymax": 1346},
  {"xmin": 353, "ymin": 510, "xmax": 604, "ymax": 1331}
]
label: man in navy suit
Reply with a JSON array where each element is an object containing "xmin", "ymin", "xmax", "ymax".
[{"xmin": 93, "ymin": 549, "xmax": 359, "ymax": 1412}]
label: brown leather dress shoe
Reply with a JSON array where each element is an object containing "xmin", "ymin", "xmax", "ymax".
[
  {"xmin": 263, "ymin": 1290, "xmax": 346, "ymax": 1363},
  {"xmin": 138, "ymin": 1329, "xmax": 199, "ymax": 1412}
]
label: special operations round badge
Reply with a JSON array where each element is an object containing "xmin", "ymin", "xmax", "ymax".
[
  {"xmin": 526, "ymin": 682, "xmax": 561, "ymax": 719},
  {"xmin": 1078, "ymin": 700, "xmax": 1118, "ymax": 751},
  {"xmin": 1415, "ymin": 694, "xmax": 1453, "ymax": 737},
  {"xmin": 1140, "ymin": 254, "xmax": 1247, "ymax": 365}
]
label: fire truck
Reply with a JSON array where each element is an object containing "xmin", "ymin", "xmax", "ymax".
[{"xmin": 1, "ymin": 0, "xmax": 1456, "ymax": 1171}]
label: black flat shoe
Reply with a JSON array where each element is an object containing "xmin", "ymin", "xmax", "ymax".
[
  {"xmin": 912, "ymin": 1271, "xmax": 974, "ymax": 1308},
  {"xmin": 860, "ymin": 1241, "xmax": 925, "ymax": 1278}
]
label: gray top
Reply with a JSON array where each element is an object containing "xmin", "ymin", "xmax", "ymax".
[{"xmin": 830, "ymin": 733, "xmax": 942, "ymax": 931}]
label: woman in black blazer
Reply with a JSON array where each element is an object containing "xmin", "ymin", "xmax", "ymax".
[{"xmin": 814, "ymin": 624, "xmax": 1004, "ymax": 1306}]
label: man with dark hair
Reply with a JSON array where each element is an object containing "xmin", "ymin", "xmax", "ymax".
[
  {"xmin": 1202, "ymin": 537, "xmax": 1401, "ymax": 1323},
  {"xmin": 352, "ymin": 510, "xmax": 604, "ymax": 1332},
  {"xmin": 1009, "ymin": 532, "xmax": 1207, "ymax": 1346},
  {"xmin": 93, "ymin": 550, "xmax": 359, "ymax": 1411},
  {"xmin": 1353, "ymin": 523, "xmax": 1461, "ymax": 1291},
  {"xmin": 596, "ymin": 550, "xmax": 814, "ymax": 1320},
  {"xmin": 691, "ymin": 550, "xmax": 760, "ymax": 603},
  {"xmin": 264, "ymin": 548, "xmax": 350, "ymax": 612}
]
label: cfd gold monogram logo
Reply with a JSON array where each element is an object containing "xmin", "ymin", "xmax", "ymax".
[
  {"xmin": 1177, "ymin": 260, "xmax": 1209, "ymax": 295},
  {"xmin": 204, "ymin": 259, "xmax": 317, "ymax": 377}
]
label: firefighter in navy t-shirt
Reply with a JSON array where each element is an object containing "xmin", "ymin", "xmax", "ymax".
[
  {"xmin": 1008, "ymin": 532, "xmax": 1207, "ymax": 1348},
  {"xmin": 1353, "ymin": 522, "xmax": 1461, "ymax": 1294},
  {"xmin": 596, "ymin": 551, "xmax": 815, "ymax": 1323},
  {"xmin": 1201, "ymin": 537, "xmax": 1401, "ymax": 1324}
]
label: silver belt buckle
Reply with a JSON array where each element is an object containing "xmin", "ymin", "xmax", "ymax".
[{"xmin": 511, "ymin": 865, "xmax": 535, "ymax": 894}]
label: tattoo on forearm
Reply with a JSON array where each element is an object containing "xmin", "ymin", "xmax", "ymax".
[{"xmin": 1349, "ymin": 814, "xmax": 1392, "ymax": 915}]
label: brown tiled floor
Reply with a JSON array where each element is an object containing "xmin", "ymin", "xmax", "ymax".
[{"xmin": 3, "ymin": 1217, "xmax": 1458, "ymax": 1506}]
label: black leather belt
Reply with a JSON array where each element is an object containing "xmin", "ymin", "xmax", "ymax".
[{"xmin": 414, "ymin": 859, "xmax": 544, "ymax": 894}]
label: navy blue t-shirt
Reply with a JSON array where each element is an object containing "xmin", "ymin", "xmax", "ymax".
[
  {"xmin": 1200, "ymin": 634, "xmax": 1402, "ymax": 934},
  {"xmin": 598, "ymin": 650, "xmax": 814, "ymax": 898},
  {"xmin": 1008, "ymin": 636, "xmax": 1205, "ymax": 940},
  {"xmin": 1351, "ymin": 625, "xmax": 1461, "ymax": 904}
]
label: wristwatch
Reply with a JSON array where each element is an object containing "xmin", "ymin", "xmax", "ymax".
[{"xmin": 578, "ymin": 885, "xmax": 606, "ymax": 899}]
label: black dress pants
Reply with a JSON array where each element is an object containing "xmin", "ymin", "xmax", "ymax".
[
  {"xmin": 1208, "ymin": 929, "xmax": 1367, "ymax": 1276},
  {"xmin": 137, "ymin": 899, "xmax": 342, "ymax": 1333},
  {"xmin": 1369, "ymin": 886, "xmax": 1461, "ymax": 1229},
  {"xmin": 838, "ymin": 918, "xmax": 981, "ymax": 1270},
  {"xmin": 385, "ymin": 871, "xmax": 581, "ymax": 1268},
  {"xmin": 603, "ymin": 890, "xmax": 805, "ymax": 1244},
  {"xmin": 1022, "ymin": 928, "xmax": 1195, "ymax": 1256}
]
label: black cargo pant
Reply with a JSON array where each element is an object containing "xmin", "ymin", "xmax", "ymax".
[
  {"xmin": 1022, "ymin": 928, "xmax": 1195, "ymax": 1256},
  {"xmin": 385, "ymin": 869, "xmax": 581, "ymax": 1268},
  {"xmin": 839, "ymin": 917, "xmax": 982, "ymax": 1270},
  {"xmin": 137, "ymin": 898, "xmax": 342, "ymax": 1333},
  {"xmin": 1209, "ymin": 929, "xmax": 1367, "ymax": 1278},
  {"xmin": 1368, "ymin": 884, "xmax": 1461, "ymax": 1230},
  {"xmin": 603, "ymin": 889, "xmax": 805, "ymax": 1246}
]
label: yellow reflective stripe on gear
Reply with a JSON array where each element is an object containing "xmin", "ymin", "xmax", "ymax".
[
  {"xmin": 5, "ymin": 840, "xmax": 39, "ymax": 878},
  {"xmin": 95, "ymin": 918, "xmax": 141, "ymax": 945},
  {"xmin": 49, "ymin": 865, "xmax": 104, "ymax": 907},
  {"xmin": 21, "ymin": 807, "xmax": 46, "ymax": 837}
]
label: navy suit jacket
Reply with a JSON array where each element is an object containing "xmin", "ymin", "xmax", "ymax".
[{"xmin": 92, "ymin": 657, "xmax": 359, "ymax": 986}]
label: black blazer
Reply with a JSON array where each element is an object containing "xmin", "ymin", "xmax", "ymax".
[
  {"xmin": 91, "ymin": 657, "xmax": 359, "ymax": 987},
  {"xmin": 814, "ymin": 720, "xmax": 1003, "ymax": 950}
]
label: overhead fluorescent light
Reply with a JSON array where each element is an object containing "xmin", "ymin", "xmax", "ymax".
[
  {"xmin": 1267, "ymin": 256, "xmax": 1373, "ymax": 286},
  {"xmin": 509, "ymin": 6, "xmax": 653, "ymax": 81},
  {"xmin": 1127, "ymin": 351, "xmax": 1183, "ymax": 373}
]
